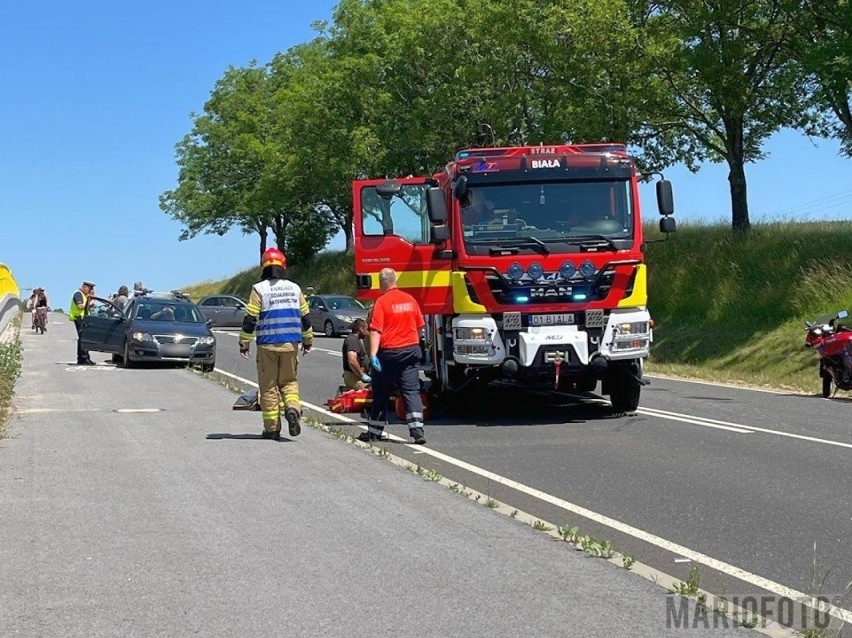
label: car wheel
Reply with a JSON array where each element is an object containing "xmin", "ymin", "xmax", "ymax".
[
  {"xmin": 121, "ymin": 342, "xmax": 134, "ymax": 369},
  {"xmin": 324, "ymin": 320, "xmax": 335, "ymax": 338},
  {"xmin": 111, "ymin": 353, "xmax": 124, "ymax": 365}
]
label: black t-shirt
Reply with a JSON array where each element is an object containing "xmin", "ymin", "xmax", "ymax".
[{"xmin": 342, "ymin": 333, "xmax": 367, "ymax": 373}]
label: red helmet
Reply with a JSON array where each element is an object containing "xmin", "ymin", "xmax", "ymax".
[{"xmin": 261, "ymin": 247, "xmax": 286, "ymax": 268}]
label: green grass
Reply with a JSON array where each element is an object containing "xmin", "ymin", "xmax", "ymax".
[
  {"xmin": 183, "ymin": 222, "xmax": 852, "ymax": 393},
  {"xmin": 645, "ymin": 221, "xmax": 852, "ymax": 393},
  {"xmin": 0, "ymin": 330, "xmax": 23, "ymax": 434}
]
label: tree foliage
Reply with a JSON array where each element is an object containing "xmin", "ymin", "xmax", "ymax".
[{"xmin": 162, "ymin": 0, "xmax": 848, "ymax": 249}]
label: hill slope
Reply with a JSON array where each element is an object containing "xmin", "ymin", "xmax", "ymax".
[{"xmin": 186, "ymin": 222, "xmax": 852, "ymax": 393}]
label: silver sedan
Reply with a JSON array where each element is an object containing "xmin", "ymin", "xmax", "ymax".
[{"xmin": 197, "ymin": 295, "xmax": 248, "ymax": 328}]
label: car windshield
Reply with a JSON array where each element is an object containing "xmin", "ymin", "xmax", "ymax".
[
  {"xmin": 324, "ymin": 297, "xmax": 365, "ymax": 311},
  {"xmin": 461, "ymin": 180, "xmax": 634, "ymax": 251},
  {"xmin": 135, "ymin": 301, "xmax": 203, "ymax": 323}
]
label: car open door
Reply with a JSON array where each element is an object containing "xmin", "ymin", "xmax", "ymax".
[{"xmin": 80, "ymin": 297, "xmax": 126, "ymax": 355}]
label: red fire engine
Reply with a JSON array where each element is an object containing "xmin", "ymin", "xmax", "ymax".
[{"xmin": 352, "ymin": 143, "xmax": 675, "ymax": 412}]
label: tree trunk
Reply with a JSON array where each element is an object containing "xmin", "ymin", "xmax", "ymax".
[
  {"xmin": 271, "ymin": 213, "xmax": 289, "ymax": 250},
  {"xmin": 258, "ymin": 227, "xmax": 268, "ymax": 257},
  {"xmin": 343, "ymin": 216, "xmax": 354, "ymax": 254},
  {"xmin": 725, "ymin": 116, "xmax": 751, "ymax": 233}
]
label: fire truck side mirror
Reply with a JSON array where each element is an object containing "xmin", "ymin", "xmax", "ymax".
[
  {"xmin": 452, "ymin": 175, "xmax": 469, "ymax": 200},
  {"xmin": 426, "ymin": 187, "xmax": 447, "ymax": 224},
  {"xmin": 659, "ymin": 217, "xmax": 677, "ymax": 234},
  {"xmin": 656, "ymin": 179, "xmax": 674, "ymax": 216},
  {"xmin": 430, "ymin": 225, "xmax": 451, "ymax": 244}
]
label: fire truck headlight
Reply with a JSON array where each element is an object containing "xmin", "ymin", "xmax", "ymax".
[
  {"xmin": 559, "ymin": 261, "xmax": 576, "ymax": 279},
  {"xmin": 507, "ymin": 262, "xmax": 524, "ymax": 281},
  {"xmin": 619, "ymin": 321, "xmax": 649, "ymax": 334},
  {"xmin": 528, "ymin": 262, "xmax": 544, "ymax": 280},
  {"xmin": 456, "ymin": 327, "xmax": 487, "ymax": 341},
  {"xmin": 579, "ymin": 260, "xmax": 596, "ymax": 279}
]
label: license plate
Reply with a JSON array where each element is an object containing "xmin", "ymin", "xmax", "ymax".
[{"xmin": 530, "ymin": 313, "xmax": 574, "ymax": 326}]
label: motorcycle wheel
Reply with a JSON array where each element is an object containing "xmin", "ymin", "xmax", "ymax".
[{"xmin": 822, "ymin": 374, "xmax": 832, "ymax": 398}]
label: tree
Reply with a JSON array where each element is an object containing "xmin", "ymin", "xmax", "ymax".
[
  {"xmin": 161, "ymin": 63, "xmax": 309, "ymax": 257},
  {"xmin": 636, "ymin": 0, "xmax": 809, "ymax": 231},
  {"xmin": 791, "ymin": 0, "xmax": 852, "ymax": 155}
]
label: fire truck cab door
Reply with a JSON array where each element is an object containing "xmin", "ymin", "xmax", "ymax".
[{"xmin": 353, "ymin": 177, "xmax": 452, "ymax": 314}]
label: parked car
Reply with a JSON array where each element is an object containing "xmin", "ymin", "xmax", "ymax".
[
  {"xmin": 308, "ymin": 294, "xmax": 368, "ymax": 337},
  {"xmin": 80, "ymin": 292, "xmax": 216, "ymax": 371},
  {"xmin": 197, "ymin": 294, "xmax": 247, "ymax": 328}
]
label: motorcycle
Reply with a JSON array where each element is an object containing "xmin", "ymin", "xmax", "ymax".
[
  {"xmin": 804, "ymin": 309, "xmax": 852, "ymax": 397},
  {"xmin": 35, "ymin": 306, "xmax": 48, "ymax": 335}
]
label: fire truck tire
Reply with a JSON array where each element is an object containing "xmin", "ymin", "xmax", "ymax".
[{"xmin": 607, "ymin": 365, "xmax": 640, "ymax": 413}]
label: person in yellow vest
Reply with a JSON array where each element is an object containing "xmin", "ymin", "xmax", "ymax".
[
  {"xmin": 68, "ymin": 280, "xmax": 96, "ymax": 365},
  {"xmin": 238, "ymin": 248, "xmax": 313, "ymax": 440}
]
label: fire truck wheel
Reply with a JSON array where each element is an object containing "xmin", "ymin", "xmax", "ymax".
[{"xmin": 607, "ymin": 365, "xmax": 640, "ymax": 413}]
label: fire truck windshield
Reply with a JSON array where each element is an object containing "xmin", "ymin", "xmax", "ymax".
[{"xmin": 461, "ymin": 180, "xmax": 634, "ymax": 253}]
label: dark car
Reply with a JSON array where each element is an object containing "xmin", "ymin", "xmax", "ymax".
[
  {"xmin": 197, "ymin": 294, "xmax": 247, "ymax": 328},
  {"xmin": 80, "ymin": 292, "xmax": 216, "ymax": 371},
  {"xmin": 308, "ymin": 294, "xmax": 368, "ymax": 337}
]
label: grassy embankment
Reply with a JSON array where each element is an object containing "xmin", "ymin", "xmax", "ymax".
[
  {"xmin": 0, "ymin": 318, "xmax": 23, "ymax": 435},
  {"xmin": 185, "ymin": 222, "xmax": 852, "ymax": 394}
]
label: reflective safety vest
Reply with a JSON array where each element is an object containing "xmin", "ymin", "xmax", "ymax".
[
  {"xmin": 253, "ymin": 279, "xmax": 303, "ymax": 345},
  {"xmin": 68, "ymin": 289, "xmax": 86, "ymax": 320}
]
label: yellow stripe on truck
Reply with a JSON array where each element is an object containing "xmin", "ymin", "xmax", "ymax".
[
  {"xmin": 617, "ymin": 264, "xmax": 647, "ymax": 308},
  {"xmin": 367, "ymin": 270, "xmax": 451, "ymax": 290},
  {"xmin": 451, "ymin": 272, "xmax": 486, "ymax": 313}
]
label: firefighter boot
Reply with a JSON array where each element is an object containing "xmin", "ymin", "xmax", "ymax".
[
  {"xmin": 409, "ymin": 428, "xmax": 426, "ymax": 445},
  {"xmin": 285, "ymin": 407, "xmax": 301, "ymax": 437}
]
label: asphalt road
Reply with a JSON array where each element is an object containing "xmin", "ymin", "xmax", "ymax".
[
  {"xmin": 0, "ymin": 320, "xmax": 769, "ymax": 638},
  {"xmin": 210, "ymin": 327, "xmax": 852, "ymax": 625}
]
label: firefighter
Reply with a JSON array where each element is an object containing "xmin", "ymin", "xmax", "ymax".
[
  {"xmin": 238, "ymin": 247, "xmax": 313, "ymax": 440},
  {"xmin": 361, "ymin": 267, "xmax": 426, "ymax": 445}
]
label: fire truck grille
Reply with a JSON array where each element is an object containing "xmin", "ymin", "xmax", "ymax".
[{"xmin": 483, "ymin": 269, "xmax": 616, "ymax": 306}]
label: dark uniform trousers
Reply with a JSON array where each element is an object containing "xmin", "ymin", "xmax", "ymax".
[
  {"xmin": 73, "ymin": 319, "xmax": 88, "ymax": 363},
  {"xmin": 368, "ymin": 345, "xmax": 423, "ymax": 436}
]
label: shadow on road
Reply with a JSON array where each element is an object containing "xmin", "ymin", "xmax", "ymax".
[{"xmin": 206, "ymin": 433, "xmax": 295, "ymax": 442}]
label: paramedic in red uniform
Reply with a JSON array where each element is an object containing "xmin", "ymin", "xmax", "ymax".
[{"xmin": 361, "ymin": 268, "xmax": 427, "ymax": 445}]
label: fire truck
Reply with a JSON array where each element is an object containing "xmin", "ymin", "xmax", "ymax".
[{"xmin": 352, "ymin": 143, "xmax": 675, "ymax": 413}]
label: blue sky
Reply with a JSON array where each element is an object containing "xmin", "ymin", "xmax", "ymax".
[{"xmin": 1, "ymin": 1, "xmax": 850, "ymax": 304}]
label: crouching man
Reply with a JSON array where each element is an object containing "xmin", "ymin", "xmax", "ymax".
[{"xmin": 342, "ymin": 318, "xmax": 371, "ymax": 390}]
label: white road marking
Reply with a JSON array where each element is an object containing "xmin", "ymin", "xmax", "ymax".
[
  {"xmin": 65, "ymin": 365, "xmax": 115, "ymax": 372},
  {"xmin": 209, "ymin": 365, "xmax": 852, "ymax": 624},
  {"xmin": 114, "ymin": 408, "xmax": 164, "ymax": 413},
  {"xmin": 637, "ymin": 407, "xmax": 754, "ymax": 434},
  {"xmin": 640, "ymin": 406, "xmax": 852, "ymax": 451}
]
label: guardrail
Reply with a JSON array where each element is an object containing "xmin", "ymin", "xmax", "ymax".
[{"xmin": 0, "ymin": 264, "xmax": 21, "ymax": 343}]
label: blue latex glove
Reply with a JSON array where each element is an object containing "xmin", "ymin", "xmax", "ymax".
[
  {"xmin": 361, "ymin": 373, "xmax": 371, "ymax": 383},
  {"xmin": 370, "ymin": 355, "xmax": 382, "ymax": 372}
]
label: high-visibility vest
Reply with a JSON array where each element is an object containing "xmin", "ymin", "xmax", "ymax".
[
  {"xmin": 68, "ymin": 289, "xmax": 86, "ymax": 320},
  {"xmin": 253, "ymin": 279, "xmax": 302, "ymax": 345}
]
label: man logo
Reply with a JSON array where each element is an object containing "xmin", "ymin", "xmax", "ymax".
[{"xmin": 531, "ymin": 159, "xmax": 560, "ymax": 169}]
